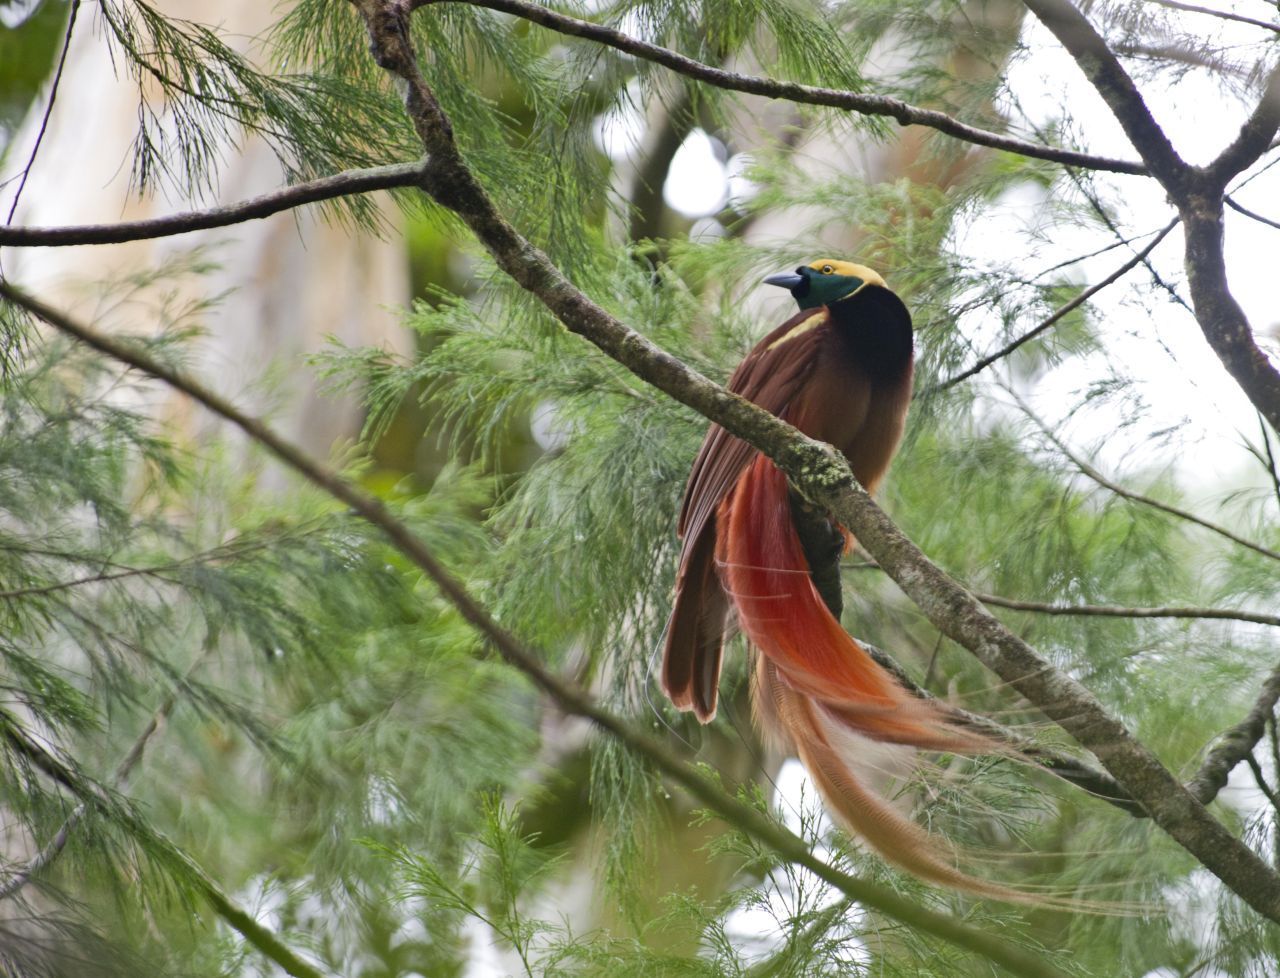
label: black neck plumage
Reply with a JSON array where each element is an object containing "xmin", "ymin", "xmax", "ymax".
[{"xmin": 828, "ymin": 286, "xmax": 914, "ymax": 380}]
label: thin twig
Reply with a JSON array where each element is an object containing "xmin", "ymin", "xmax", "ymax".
[
  {"xmin": 426, "ymin": 0, "xmax": 1148, "ymax": 176},
  {"xmin": 1245, "ymin": 754, "xmax": 1280, "ymax": 810},
  {"xmin": 0, "ymin": 162, "xmax": 426, "ymax": 248},
  {"xmin": 1227, "ymin": 194, "xmax": 1280, "ymax": 232},
  {"xmin": 4, "ymin": 2, "xmax": 81, "ymax": 226},
  {"xmin": 1028, "ymin": 223, "xmax": 1171, "ymax": 280},
  {"xmin": 975, "ymin": 593, "xmax": 1280, "ymax": 629},
  {"xmin": 1012, "ymin": 392, "xmax": 1280, "ymax": 563},
  {"xmin": 1144, "ymin": 0, "xmax": 1280, "ymax": 33},
  {"xmin": 0, "ymin": 536, "xmax": 281, "ymax": 600},
  {"xmin": 925, "ymin": 217, "xmax": 1179, "ymax": 393},
  {"xmin": 0, "ymin": 278, "xmax": 1073, "ymax": 978},
  {"xmin": 1250, "ymin": 412, "xmax": 1280, "ymax": 512},
  {"xmin": 847, "ymin": 560, "xmax": 1280, "ymax": 630}
]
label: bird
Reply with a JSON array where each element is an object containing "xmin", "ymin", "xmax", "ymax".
[{"xmin": 661, "ymin": 259, "xmax": 1012, "ymax": 896}]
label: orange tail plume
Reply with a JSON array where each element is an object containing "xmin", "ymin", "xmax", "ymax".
[
  {"xmin": 716, "ymin": 455, "xmax": 982, "ymax": 751},
  {"xmin": 718, "ymin": 455, "xmax": 1031, "ymax": 899}
]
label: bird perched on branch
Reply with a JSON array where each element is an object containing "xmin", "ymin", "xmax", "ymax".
[{"xmin": 661, "ymin": 259, "xmax": 1010, "ymax": 896}]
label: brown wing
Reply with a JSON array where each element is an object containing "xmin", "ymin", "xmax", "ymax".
[
  {"xmin": 662, "ymin": 307, "xmax": 832, "ymax": 722},
  {"xmin": 677, "ymin": 308, "xmax": 831, "ymax": 548}
]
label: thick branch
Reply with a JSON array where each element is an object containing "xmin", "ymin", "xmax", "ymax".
[
  {"xmin": 429, "ymin": 0, "xmax": 1147, "ymax": 175},
  {"xmin": 0, "ymin": 162, "xmax": 424, "ymax": 247},
  {"xmin": 1020, "ymin": 0, "xmax": 1186, "ymax": 188},
  {"xmin": 1206, "ymin": 62, "xmax": 1280, "ymax": 187},
  {"xmin": 350, "ymin": 0, "xmax": 1280, "ymax": 922},
  {"xmin": 0, "ymin": 280, "xmax": 1072, "ymax": 978},
  {"xmin": 926, "ymin": 217, "xmax": 1178, "ymax": 393},
  {"xmin": 1020, "ymin": 0, "xmax": 1280, "ymax": 430},
  {"xmin": 1187, "ymin": 660, "xmax": 1280, "ymax": 806},
  {"xmin": 1180, "ymin": 195, "xmax": 1280, "ymax": 433}
]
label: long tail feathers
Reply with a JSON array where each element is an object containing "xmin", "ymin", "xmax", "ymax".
[{"xmin": 721, "ymin": 456, "xmax": 1032, "ymax": 900}]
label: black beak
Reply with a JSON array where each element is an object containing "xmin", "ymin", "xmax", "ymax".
[{"xmin": 763, "ymin": 271, "xmax": 805, "ymax": 290}]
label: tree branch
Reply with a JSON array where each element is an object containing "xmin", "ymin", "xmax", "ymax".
[
  {"xmin": 847, "ymin": 559, "xmax": 1280, "ymax": 632},
  {"xmin": 974, "ymin": 593, "xmax": 1280, "ymax": 629},
  {"xmin": 424, "ymin": 0, "xmax": 1148, "ymax": 176},
  {"xmin": 1143, "ymin": 0, "xmax": 1280, "ymax": 34},
  {"xmin": 0, "ymin": 279, "xmax": 1073, "ymax": 978},
  {"xmin": 0, "ymin": 162, "xmax": 424, "ymax": 248},
  {"xmin": 1206, "ymin": 62, "xmax": 1280, "ymax": 187},
  {"xmin": 1187, "ymin": 660, "xmax": 1280, "ymax": 806},
  {"xmin": 1020, "ymin": 0, "xmax": 1187, "ymax": 188},
  {"xmin": 0, "ymin": 651, "xmax": 206, "ymax": 900},
  {"xmin": 1180, "ymin": 194, "xmax": 1280, "ymax": 433},
  {"xmin": 3, "ymin": 1, "xmax": 81, "ymax": 226},
  {"xmin": 1020, "ymin": 0, "xmax": 1280, "ymax": 431},
  {"xmin": 346, "ymin": 0, "xmax": 1280, "ymax": 922},
  {"xmin": 1227, "ymin": 194, "xmax": 1280, "ymax": 232},
  {"xmin": 925, "ymin": 216, "xmax": 1179, "ymax": 393},
  {"xmin": 0, "ymin": 536, "xmax": 282, "ymax": 600},
  {"xmin": 0, "ymin": 673, "xmax": 329, "ymax": 978}
]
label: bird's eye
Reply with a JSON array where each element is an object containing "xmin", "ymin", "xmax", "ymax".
[{"xmin": 821, "ymin": 264, "xmax": 834, "ymax": 274}]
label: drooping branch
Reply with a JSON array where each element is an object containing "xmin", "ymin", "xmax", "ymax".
[
  {"xmin": 926, "ymin": 217, "xmax": 1179, "ymax": 393},
  {"xmin": 1013, "ymin": 393, "xmax": 1280, "ymax": 563},
  {"xmin": 423, "ymin": 0, "xmax": 1148, "ymax": 176},
  {"xmin": 0, "ymin": 280, "xmax": 1074, "ymax": 978},
  {"xmin": 0, "ymin": 681, "xmax": 329, "ymax": 978},
  {"xmin": 0, "ymin": 651, "xmax": 207, "ymax": 901},
  {"xmin": 3, "ymin": 1, "xmax": 81, "ymax": 225},
  {"xmin": 0, "ymin": 162, "xmax": 424, "ymax": 247},
  {"xmin": 344, "ymin": 0, "xmax": 1280, "ymax": 922}
]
